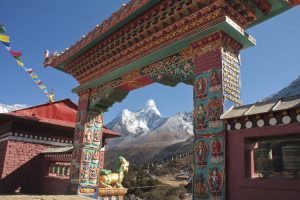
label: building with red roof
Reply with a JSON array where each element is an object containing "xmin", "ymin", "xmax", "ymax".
[{"xmin": 0, "ymin": 99, "xmax": 120, "ymax": 194}]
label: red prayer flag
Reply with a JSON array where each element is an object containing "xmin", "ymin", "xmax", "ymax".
[{"xmin": 9, "ymin": 50, "xmax": 22, "ymax": 58}]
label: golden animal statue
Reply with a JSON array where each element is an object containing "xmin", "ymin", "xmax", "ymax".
[{"xmin": 98, "ymin": 156, "xmax": 129, "ymax": 188}]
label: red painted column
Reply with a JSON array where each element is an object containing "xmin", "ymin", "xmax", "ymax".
[
  {"xmin": 69, "ymin": 91, "xmax": 104, "ymax": 199},
  {"xmin": 191, "ymin": 32, "xmax": 242, "ymax": 200}
]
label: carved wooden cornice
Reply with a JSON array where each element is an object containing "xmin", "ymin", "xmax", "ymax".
[
  {"xmin": 45, "ymin": 0, "xmax": 266, "ymax": 85},
  {"xmin": 65, "ymin": 0, "xmax": 256, "ymax": 84},
  {"xmin": 44, "ymin": 0, "xmax": 152, "ymax": 67}
]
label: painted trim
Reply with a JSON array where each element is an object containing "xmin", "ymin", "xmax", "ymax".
[
  {"xmin": 73, "ymin": 17, "xmax": 256, "ymax": 94},
  {"xmin": 56, "ymin": 0, "xmax": 163, "ymax": 71},
  {"xmin": 0, "ymin": 134, "xmax": 73, "ymax": 146}
]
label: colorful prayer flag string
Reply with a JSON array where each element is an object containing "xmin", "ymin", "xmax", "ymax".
[{"xmin": 0, "ymin": 24, "xmax": 55, "ymax": 102}]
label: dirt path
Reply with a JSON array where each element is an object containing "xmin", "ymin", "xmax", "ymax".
[{"xmin": 158, "ymin": 175, "xmax": 189, "ymax": 187}]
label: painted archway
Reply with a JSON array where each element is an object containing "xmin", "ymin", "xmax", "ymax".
[{"xmin": 44, "ymin": 0, "xmax": 299, "ymax": 199}]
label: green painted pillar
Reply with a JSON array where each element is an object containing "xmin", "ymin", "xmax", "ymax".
[{"xmin": 192, "ymin": 32, "xmax": 242, "ymax": 200}]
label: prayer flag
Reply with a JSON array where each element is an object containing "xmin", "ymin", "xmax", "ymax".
[
  {"xmin": 25, "ymin": 68, "xmax": 34, "ymax": 74},
  {"xmin": 30, "ymin": 73, "xmax": 38, "ymax": 79},
  {"xmin": 1, "ymin": 41, "xmax": 10, "ymax": 48},
  {"xmin": 15, "ymin": 57, "xmax": 24, "ymax": 67},
  {"xmin": 1, "ymin": 41, "xmax": 11, "ymax": 51},
  {"xmin": 9, "ymin": 50, "xmax": 22, "ymax": 58},
  {"xmin": 0, "ymin": 23, "xmax": 55, "ymax": 102},
  {"xmin": 34, "ymin": 80, "xmax": 42, "ymax": 85},
  {"xmin": 0, "ymin": 25, "xmax": 6, "ymax": 33},
  {"xmin": 38, "ymin": 85, "xmax": 46, "ymax": 90},
  {"xmin": 4, "ymin": 46, "xmax": 11, "ymax": 51},
  {"xmin": 0, "ymin": 34, "xmax": 9, "ymax": 43}
]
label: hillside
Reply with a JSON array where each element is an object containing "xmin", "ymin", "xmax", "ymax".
[
  {"xmin": 263, "ymin": 75, "xmax": 300, "ymax": 100},
  {"xmin": 105, "ymin": 99, "xmax": 193, "ymax": 165}
]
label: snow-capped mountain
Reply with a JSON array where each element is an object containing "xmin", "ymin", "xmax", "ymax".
[
  {"xmin": 106, "ymin": 99, "xmax": 193, "ymax": 148},
  {"xmin": 107, "ymin": 99, "xmax": 163, "ymax": 136},
  {"xmin": 263, "ymin": 75, "xmax": 300, "ymax": 100},
  {"xmin": 0, "ymin": 103, "xmax": 28, "ymax": 113}
]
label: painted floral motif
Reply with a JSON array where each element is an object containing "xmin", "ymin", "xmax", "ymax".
[
  {"xmin": 208, "ymin": 168, "xmax": 224, "ymax": 197},
  {"xmin": 194, "ymin": 140, "xmax": 208, "ymax": 169},
  {"xmin": 150, "ymin": 60, "xmax": 193, "ymax": 82}
]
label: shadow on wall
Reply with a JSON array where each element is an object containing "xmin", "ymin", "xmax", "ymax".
[{"xmin": 0, "ymin": 154, "xmax": 44, "ymax": 194}]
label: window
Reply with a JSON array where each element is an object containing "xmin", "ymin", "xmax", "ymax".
[{"xmin": 245, "ymin": 135, "xmax": 300, "ymax": 179}]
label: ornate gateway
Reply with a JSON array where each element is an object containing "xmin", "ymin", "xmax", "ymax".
[{"xmin": 44, "ymin": 0, "xmax": 300, "ymax": 199}]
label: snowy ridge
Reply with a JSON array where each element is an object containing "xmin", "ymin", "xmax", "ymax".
[
  {"xmin": 0, "ymin": 103, "xmax": 28, "ymax": 113},
  {"xmin": 107, "ymin": 99, "xmax": 163, "ymax": 136},
  {"xmin": 263, "ymin": 75, "xmax": 300, "ymax": 101},
  {"xmin": 106, "ymin": 99, "xmax": 193, "ymax": 148}
]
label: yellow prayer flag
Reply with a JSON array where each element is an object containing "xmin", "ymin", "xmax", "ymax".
[
  {"xmin": 0, "ymin": 34, "xmax": 9, "ymax": 43},
  {"xmin": 38, "ymin": 85, "xmax": 46, "ymax": 90},
  {"xmin": 30, "ymin": 74, "xmax": 38, "ymax": 79},
  {"xmin": 16, "ymin": 59, "xmax": 24, "ymax": 67}
]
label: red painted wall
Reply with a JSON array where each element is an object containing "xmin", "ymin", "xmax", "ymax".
[
  {"xmin": 41, "ymin": 176, "xmax": 69, "ymax": 195},
  {"xmin": 0, "ymin": 140, "xmax": 51, "ymax": 194},
  {"xmin": 228, "ymin": 122, "xmax": 300, "ymax": 200}
]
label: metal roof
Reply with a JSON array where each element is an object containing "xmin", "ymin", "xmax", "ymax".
[
  {"xmin": 0, "ymin": 99, "xmax": 121, "ymax": 138},
  {"xmin": 221, "ymin": 95, "xmax": 300, "ymax": 120}
]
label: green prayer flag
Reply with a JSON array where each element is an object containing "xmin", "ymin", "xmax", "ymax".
[{"xmin": 0, "ymin": 25, "xmax": 6, "ymax": 34}]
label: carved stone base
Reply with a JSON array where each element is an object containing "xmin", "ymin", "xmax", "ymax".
[{"xmin": 98, "ymin": 188, "xmax": 128, "ymax": 200}]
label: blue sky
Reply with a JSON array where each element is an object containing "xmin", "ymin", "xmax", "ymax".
[{"xmin": 0, "ymin": 1, "xmax": 299, "ymax": 123}]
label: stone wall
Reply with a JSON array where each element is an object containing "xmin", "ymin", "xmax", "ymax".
[{"xmin": 0, "ymin": 140, "xmax": 51, "ymax": 194}]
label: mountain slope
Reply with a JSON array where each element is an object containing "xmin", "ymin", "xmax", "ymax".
[
  {"xmin": 107, "ymin": 99, "xmax": 163, "ymax": 137},
  {"xmin": 264, "ymin": 75, "xmax": 300, "ymax": 100},
  {"xmin": 106, "ymin": 100, "xmax": 193, "ymax": 148},
  {"xmin": 0, "ymin": 103, "xmax": 28, "ymax": 113}
]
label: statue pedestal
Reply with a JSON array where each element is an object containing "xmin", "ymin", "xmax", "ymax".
[{"xmin": 98, "ymin": 188, "xmax": 128, "ymax": 200}]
